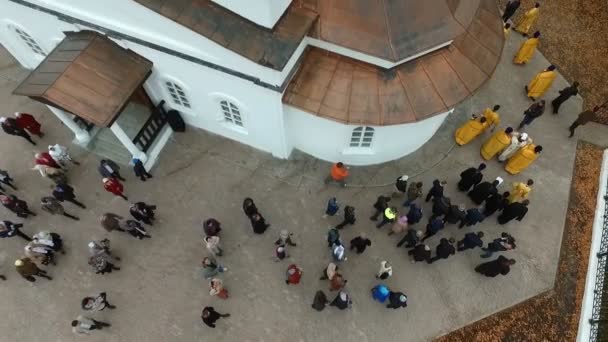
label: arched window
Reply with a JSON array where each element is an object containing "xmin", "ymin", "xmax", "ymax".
[
  {"xmin": 11, "ymin": 25, "xmax": 45, "ymax": 56},
  {"xmin": 350, "ymin": 126, "xmax": 374, "ymax": 148},
  {"xmin": 164, "ymin": 80, "xmax": 191, "ymax": 109},
  {"xmin": 220, "ymin": 100, "xmax": 244, "ymax": 127}
]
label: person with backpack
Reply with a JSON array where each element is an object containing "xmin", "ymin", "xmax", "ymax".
[
  {"xmin": 406, "ymin": 203, "xmax": 423, "ymax": 225},
  {"xmin": 201, "ymin": 307, "xmax": 230, "ymax": 328},
  {"xmin": 329, "ymin": 291, "xmax": 352, "ymax": 310},
  {"xmin": 327, "ymin": 228, "xmax": 340, "ymax": 247},
  {"xmin": 458, "ymin": 164, "xmax": 486, "ymax": 191},
  {"xmin": 370, "ymin": 195, "xmax": 391, "ymax": 221},
  {"xmin": 431, "ymin": 196, "xmax": 451, "ymax": 219},
  {"xmin": 52, "ymin": 183, "xmax": 86, "ymax": 208},
  {"xmin": 32, "ymin": 231, "xmax": 65, "ymax": 255},
  {"xmin": 335, "ymin": 205, "xmax": 356, "ymax": 229},
  {"xmin": 132, "ymin": 158, "xmax": 153, "ymax": 181},
  {"xmin": 98, "ymin": 159, "xmax": 125, "ymax": 181},
  {"xmin": 125, "ymin": 220, "xmax": 151, "ymax": 239},
  {"xmin": 100, "ymin": 213, "xmax": 126, "ymax": 233},
  {"xmin": 323, "ymin": 197, "xmax": 339, "ymax": 218},
  {"xmin": 40, "ymin": 196, "xmax": 79, "ymax": 220},
  {"xmin": 130, "ymin": 202, "xmax": 156, "ymax": 225},
  {"xmin": 0, "ymin": 220, "xmax": 31, "ymax": 241},
  {"xmin": 393, "ymin": 175, "xmax": 408, "ymax": 198}
]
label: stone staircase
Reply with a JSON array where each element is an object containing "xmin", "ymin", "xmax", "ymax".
[{"xmin": 89, "ymin": 129, "xmax": 132, "ymax": 166}]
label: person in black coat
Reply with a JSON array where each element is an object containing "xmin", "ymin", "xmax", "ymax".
[
  {"xmin": 551, "ymin": 82, "xmax": 579, "ymax": 114},
  {"xmin": 242, "ymin": 198, "xmax": 258, "ymax": 218},
  {"xmin": 393, "ymin": 175, "xmax": 408, "ymax": 197},
  {"xmin": 350, "ymin": 233, "xmax": 371, "ymax": 254},
  {"xmin": 502, "ymin": 0, "xmax": 520, "ymax": 22},
  {"xmin": 408, "ymin": 244, "xmax": 431, "ymax": 263},
  {"xmin": 425, "ymin": 179, "xmax": 446, "ymax": 202},
  {"xmin": 250, "ymin": 212, "xmax": 269, "ymax": 234},
  {"xmin": 329, "ymin": 291, "xmax": 351, "ymax": 310},
  {"xmin": 431, "ymin": 195, "xmax": 451, "ymax": 219},
  {"xmin": 458, "ymin": 163, "xmax": 486, "ymax": 191},
  {"xmin": 428, "ymin": 238, "xmax": 456, "ymax": 264},
  {"xmin": 0, "ymin": 194, "xmax": 36, "ymax": 218},
  {"xmin": 0, "ymin": 117, "xmax": 36, "ymax": 145},
  {"xmin": 397, "ymin": 228, "xmax": 422, "ymax": 248},
  {"xmin": 406, "ymin": 203, "xmax": 423, "ymax": 225},
  {"xmin": 335, "ymin": 205, "xmax": 356, "ymax": 229},
  {"xmin": 482, "ymin": 233, "xmax": 516, "ymax": 258},
  {"xmin": 130, "ymin": 202, "xmax": 156, "ymax": 225},
  {"xmin": 484, "ymin": 191, "xmax": 510, "ymax": 217},
  {"xmin": 52, "ymin": 183, "xmax": 86, "ymax": 208},
  {"xmin": 99, "ymin": 159, "xmax": 125, "ymax": 181},
  {"xmin": 457, "ymin": 232, "xmax": 484, "ymax": 252},
  {"xmin": 421, "ymin": 217, "xmax": 445, "ymax": 242},
  {"xmin": 468, "ymin": 179, "xmax": 499, "ymax": 205},
  {"xmin": 386, "ymin": 291, "xmax": 407, "ymax": 309},
  {"xmin": 444, "ymin": 204, "xmax": 466, "ymax": 227},
  {"xmin": 497, "ymin": 200, "xmax": 529, "ymax": 225},
  {"xmin": 370, "ymin": 195, "xmax": 391, "ymax": 221},
  {"xmin": 460, "ymin": 207, "xmax": 486, "ymax": 228},
  {"xmin": 203, "ymin": 218, "xmax": 222, "ymax": 236},
  {"xmin": 201, "ymin": 306, "xmax": 230, "ymax": 328},
  {"xmin": 475, "ymin": 255, "xmax": 515, "ymax": 277},
  {"xmin": 132, "ymin": 158, "xmax": 152, "ymax": 181}
]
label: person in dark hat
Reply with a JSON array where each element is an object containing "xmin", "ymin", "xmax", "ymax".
[
  {"xmin": 481, "ymin": 233, "xmax": 516, "ymax": 258},
  {"xmin": 250, "ymin": 212, "xmax": 270, "ymax": 234},
  {"xmin": 443, "ymin": 204, "xmax": 466, "ymax": 227},
  {"xmin": 312, "ymin": 290, "xmax": 329, "ymax": 311},
  {"xmin": 431, "ymin": 195, "xmax": 451, "ymax": 219},
  {"xmin": 329, "ymin": 291, "xmax": 351, "ymax": 310},
  {"xmin": 475, "ymin": 256, "xmax": 516, "ymax": 277},
  {"xmin": 393, "ymin": 175, "xmax": 409, "ymax": 198},
  {"xmin": 468, "ymin": 179, "xmax": 500, "ymax": 205},
  {"xmin": 242, "ymin": 198, "xmax": 258, "ymax": 218},
  {"xmin": 458, "ymin": 163, "xmax": 486, "ymax": 191},
  {"xmin": 132, "ymin": 158, "xmax": 153, "ymax": 181},
  {"xmin": 406, "ymin": 203, "xmax": 423, "ymax": 225},
  {"xmin": 502, "ymin": 0, "xmax": 520, "ymax": 22},
  {"xmin": 428, "ymin": 238, "xmax": 456, "ymax": 264},
  {"xmin": 498, "ymin": 200, "xmax": 530, "ymax": 224},
  {"xmin": 421, "ymin": 217, "xmax": 445, "ymax": 242},
  {"xmin": 130, "ymin": 202, "xmax": 156, "ymax": 225},
  {"xmin": 408, "ymin": 244, "xmax": 431, "ymax": 263},
  {"xmin": 425, "ymin": 179, "xmax": 446, "ymax": 202},
  {"xmin": 52, "ymin": 183, "xmax": 86, "ymax": 208},
  {"xmin": 396, "ymin": 229, "xmax": 423, "ymax": 248},
  {"xmin": 386, "ymin": 291, "xmax": 408, "ymax": 309},
  {"xmin": 335, "ymin": 205, "xmax": 356, "ymax": 229},
  {"xmin": 203, "ymin": 218, "xmax": 222, "ymax": 236},
  {"xmin": 460, "ymin": 207, "xmax": 486, "ymax": 228},
  {"xmin": 349, "ymin": 233, "xmax": 372, "ymax": 254},
  {"xmin": 0, "ymin": 194, "xmax": 36, "ymax": 218},
  {"xmin": 99, "ymin": 159, "xmax": 125, "ymax": 181},
  {"xmin": 457, "ymin": 232, "xmax": 484, "ymax": 252},
  {"xmin": 201, "ymin": 306, "xmax": 230, "ymax": 328},
  {"xmin": 370, "ymin": 195, "xmax": 391, "ymax": 221},
  {"xmin": 0, "ymin": 116, "xmax": 36, "ymax": 145},
  {"xmin": 551, "ymin": 82, "xmax": 579, "ymax": 114}
]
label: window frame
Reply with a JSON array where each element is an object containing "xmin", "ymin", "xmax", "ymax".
[
  {"xmin": 163, "ymin": 79, "xmax": 192, "ymax": 110},
  {"xmin": 9, "ymin": 24, "xmax": 45, "ymax": 57},
  {"xmin": 349, "ymin": 126, "xmax": 375, "ymax": 148}
]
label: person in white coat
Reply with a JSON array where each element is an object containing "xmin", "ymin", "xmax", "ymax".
[
  {"xmin": 48, "ymin": 144, "xmax": 80, "ymax": 167},
  {"xmin": 204, "ymin": 235, "xmax": 223, "ymax": 256},
  {"xmin": 376, "ymin": 260, "xmax": 393, "ymax": 279},
  {"xmin": 498, "ymin": 132, "xmax": 532, "ymax": 162}
]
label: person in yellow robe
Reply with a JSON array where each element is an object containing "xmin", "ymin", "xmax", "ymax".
[
  {"xmin": 508, "ymin": 179, "xmax": 533, "ymax": 203},
  {"xmin": 455, "ymin": 117, "xmax": 488, "ymax": 146},
  {"xmin": 526, "ymin": 65, "xmax": 556, "ymax": 100},
  {"xmin": 504, "ymin": 23, "xmax": 512, "ymax": 39},
  {"xmin": 482, "ymin": 105, "xmax": 501, "ymax": 131},
  {"xmin": 514, "ymin": 3, "xmax": 540, "ymax": 36},
  {"xmin": 505, "ymin": 144, "xmax": 542, "ymax": 175},
  {"xmin": 513, "ymin": 31, "xmax": 540, "ymax": 64},
  {"xmin": 481, "ymin": 127, "xmax": 513, "ymax": 160}
]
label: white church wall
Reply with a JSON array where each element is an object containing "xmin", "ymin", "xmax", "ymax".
[
  {"xmin": 284, "ymin": 105, "xmax": 451, "ymax": 165},
  {"xmin": 211, "ymin": 0, "xmax": 292, "ymax": 29}
]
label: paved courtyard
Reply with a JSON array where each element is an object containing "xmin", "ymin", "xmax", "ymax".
[{"xmin": 1, "ymin": 32, "xmax": 608, "ymax": 342}]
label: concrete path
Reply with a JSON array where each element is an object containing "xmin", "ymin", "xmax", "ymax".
[{"xmin": 0, "ymin": 31, "xmax": 607, "ymax": 342}]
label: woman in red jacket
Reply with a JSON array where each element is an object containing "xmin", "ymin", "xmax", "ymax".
[
  {"xmin": 15, "ymin": 112, "xmax": 43, "ymax": 137},
  {"xmin": 102, "ymin": 178, "xmax": 128, "ymax": 200},
  {"xmin": 34, "ymin": 152, "xmax": 61, "ymax": 169}
]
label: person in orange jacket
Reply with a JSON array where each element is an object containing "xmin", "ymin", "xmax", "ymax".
[
  {"xmin": 324, "ymin": 162, "xmax": 350, "ymax": 187},
  {"xmin": 454, "ymin": 116, "xmax": 489, "ymax": 146},
  {"xmin": 102, "ymin": 178, "xmax": 128, "ymax": 201},
  {"xmin": 505, "ymin": 145, "xmax": 543, "ymax": 175}
]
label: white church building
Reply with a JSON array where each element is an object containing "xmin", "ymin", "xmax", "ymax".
[{"xmin": 1, "ymin": 0, "xmax": 504, "ymax": 167}]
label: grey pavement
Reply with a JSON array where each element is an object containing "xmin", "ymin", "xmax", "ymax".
[{"xmin": 0, "ymin": 31, "xmax": 607, "ymax": 342}]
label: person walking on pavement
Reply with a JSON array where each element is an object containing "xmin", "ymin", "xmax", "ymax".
[
  {"xmin": 327, "ymin": 228, "xmax": 340, "ymax": 248},
  {"xmin": 526, "ymin": 65, "xmax": 556, "ymax": 100},
  {"xmin": 330, "ymin": 291, "xmax": 352, "ymax": 310},
  {"xmin": 349, "ymin": 233, "xmax": 371, "ymax": 254},
  {"xmin": 209, "ymin": 278, "xmax": 229, "ymax": 299},
  {"xmin": 88, "ymin": 239, "xmax": 121, "ymax": 275},
  {"xmin": 275, "ymin": 245, "xmax": 289, "ymax": 261},
  {"xmin": 475, "ymin": 256, "xmax": 516, "ymax": 277},
  {"xmin": 48, "ymin": 144, "xmax": 80, "ymax": 167},
  {"xmin": 204, "ymin": 235, "xmax": 223, "ymax": 256},
  {"xmin": 389, "ymin": 214, "xmax": 408, "ymax": 236},
  {"xmin": 25, "ymin": 241, "xmax": 56, "ymax": 266},
  {"xmin": 34, "ymin": 152, "xmax": 62, "ymax": 169},
  {"xmin": 454, "ymin": 116, "xmax": 489, "ymax": 146},
  {"xmin": 552, "ymin": 82, "xmax": 579, "ymax": 114},
  {"xmin": 484, "ymin": 192, "xmax": 510, "ymax": 217},
  {"xmin": 460, "ymin": 207, "xmax": 486, "ymax": 228},
  {"xmin": 518, "ymin": 100, "xmax": 546, "ymax": 130},
  {"xmin": 52, "ymin": 182, "xmax": 86, "ymax": 208},
  {"xmin": 250, "ymin": 212, "xmax": 270, "ymax": 234},
  {"xmin": 514, "ymin": 2, "xmax": 540, "ymax": 36},
  {"xmin": 429, "ymin": 238, "xmax": 456, "ymax": 264},
  {"xmin": 371, "ymin": 284, "xmax": 390, "ymax": 303},
  {"xmin": 498, "ymin": 132, "xmax": 532, "ymax": 162},
  {"xmin": 242, "ymin": 197, "xmax": 259, "ymax": 218},
  {"xmin": 15, "ymin": 257, "xmax": 51, "ymax": 282},
  {"xmin": 498, "ymin": 200, "xmax": 530, "ymax": 224},
  {"xmin": 201, "ymin": 307, "xmax": 230, "ymax": 328},
  {"xmin": 482, "ymin": 105, "xmax": 501, "ymax": 131},
  {"xmin": 569, "ymin": 106, "xmax": 601, "ymax": 138},
  {"xmin": 426, "ymin": 179, "xmax": 446, "ymax": 202},
  {"xmin": 481, "ymin": 127, "xmax": 513, "ymax": 161},
  {"xmin": 0, "ymin": 220, "xmax": 31, "ymax": 241},
  {"xmin": 0, "ymin": 116, "xmax": 36, "ymax": 145},
  {"xmin": 323, "ymin": 197, "xmax": 339, "ymax": 218},
  {"xmin": 513, "ymin": 31, "xmax": 540, "ymax": 65},
  {"xmin": 370, "ymin": 195, "xmax": 391, "ymax": 221},
  {"xmin": 275, "ymin": 229, "xmax": 297, "ymax": 247},
  {"xmin": 376, "ymin": 260, "xmax": 393, "ymax": 280},
  {"xmin": 393, "ymin": 175, "xmax": 408, "ymax": 198},
  {"xmin": 0, "ymin": 169, "xmax": 17, "ymax": 190},
  {"xmin": 130, "ymin": 202, "xmax": 156, "ymax": 225},
  {"xmin": 332, "ymin": 241, "xmax": 347, "ymax": 262},
  {"xmin": 508, "ymin": 180, "xmax": 533, "ymax": 203},
  {"xmin": 444, "ymin": 204, "xmax": 467, "ymax": 227},
  {"xmin": 125, "ymin": 220, "xmax": 150, "ymax": 239},
  {"xmin": 421, "ymin": 217, "xmax": 445, "ymax": 242},
  {"xmin": 386, "ymin": 291, "xmax": 408, "ymax": 309},
  {"xmin": 203, "ymin": 218, "xmax": 222, "ymax": 236},
  {"xmin": 404, "ymin": 182, "xmax": 423, "ymax": 206},
  {"xmin": 103, "ymin": 177, "xmax": 128, "ymax": 200},
  {"xmin": 312, "ymin": 291, "xmax": 329, "ymax": 311},
  {"xmin": 1, "ymin": 193, "xmax": 36, "ymax": 218},
  {"xmin": 502, "ymin": 0, "xmax": 520, "ymax": 22},
  {"xmin": 335, "ymin": 205, "xmax": 356, "ymax": 229},
  {"xmin": 408, "ymin": 244, "xmax": 431, "ymax": 263},
  {"xmin": 286, "ymin": 264, "xmax": 303, "ymax": 285},
  {"xmin": 468, "ymin": 178, "xmax": 501, "ymax": 205},
  {"xmin": 201, "ymin": 256, "xmax": 227, "ymax": 279},
  {"xmin": 406, "ymin": 203, "xmax": 423, "ymax": 225},
  {"xmin": 431, "ymin": 195, "xmax": 451, "ymax": 219},
  {"xmin": 376, "ymin": 207, "xmax": 397, "ymax": 228},
  {"xmin": 396, "ymin": 229, "xmax": 422, "ymax": 248},
  {"xmin": 81, "ymin": 292, "xmax": 116, "ymax": 311},
  {"xmin": 132, "ymin": 158, "xmax": 152, "ymax": 181},
  {"xmin": 71, "ymin": 316, "xmax": 111, "ymax": 334},
  {"xmin": 504, "ymin": 23, "xmax": 512, "ymax": 38},
  {"xmin": 100, "ymin": 213, "xmax": 126, "ymax": 233},
  {"xmin": 319, "ymin": 262, "xmax": 338, "ymax": 280},
  {"xmin": 14, "ymin": 112, "xmax": 44, "ymax": 137},
  {"xmin": 32, "ymin": 231, "xmax": 65, "ymax": 255},
  {"xmin": 324, "ymin": 162, "xmax": 349, "ymax": 187},
  {"xmin": 505, "ymin": 145, "xmax": 543, "ymax": 175},
  {"xmin": 481, "ymin": 233, "xmax": 516, "ymax": 258},
  {"xmin": 99, "ymin": 159, "xmax": 125, "ymax": 181},
  {"xmin": 457, "ymin": 232, "xmax": 484, "ymax": 252},
  {"xmin": 458, "ymin": 163, "xmax": 486, "ymax": 192},
  {"xmin": 41, "ymin": 196, "xmax": 79, "ymax": 220},
  {"xmin": 32, "ymin": 164, "xmax": 67, "ymax": 185}
]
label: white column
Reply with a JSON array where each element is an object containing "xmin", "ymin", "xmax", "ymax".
[
  {"xmin": 110, "ymin": 122, "xmax": 147, "ymax": 163},
  {"xmin": 47, "ymin": 106, "xmax": 91, "ymax": 144}
]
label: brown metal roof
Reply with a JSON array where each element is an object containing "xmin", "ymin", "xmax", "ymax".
[
  {"xmin": 134, "ymin": 0, "xmax": 317, "ymax": 71},
  {"xmin": 298, "ymin": 0, "xmax": 487, "ymax": 62},
  {"xmin": 283, "ymin": 0, "xmax": 504, "ymax": 126},
  {"xmin": 13, "ymin": 31, "xmax": 153, "ymax": 127}
]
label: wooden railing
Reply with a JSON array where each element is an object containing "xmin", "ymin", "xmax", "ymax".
[{"xmin": 132, "ymin": 100, "xmax": 168, "ymax": 153}]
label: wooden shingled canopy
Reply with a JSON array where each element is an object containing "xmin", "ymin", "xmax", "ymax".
[{"xmin": 13, "ymin": 31, "xmax": 153, "ymax": 127}]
